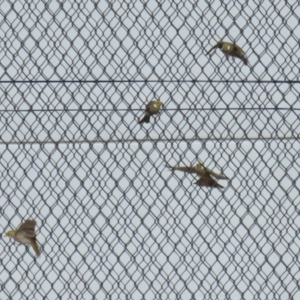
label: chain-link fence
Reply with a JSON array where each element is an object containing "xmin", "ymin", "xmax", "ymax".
[{"xmin": 1, "ymin": 1, "xmax": 300, "ymax": 299}]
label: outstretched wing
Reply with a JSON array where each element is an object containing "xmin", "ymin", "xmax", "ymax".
[
  {"xmin": 166, "ymin": 164, "xmax": 198, "ymax": 174},
  {"xmin": 18, "ymin": 220, "xmax": 37, "ymax": 238},
  {"xmin": 208, "ymin": 169, "xmax": 229, "ymax": 180}
]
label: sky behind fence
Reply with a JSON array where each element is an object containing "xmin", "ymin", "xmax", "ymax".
[{"xmin": 0, "ymin": 1, "xmax": 300, "ymax": 299}]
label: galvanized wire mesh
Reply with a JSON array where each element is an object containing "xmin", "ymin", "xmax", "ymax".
[{"xmin": 1, "ymin": 1, "xmax": 300, "ymax": 299}]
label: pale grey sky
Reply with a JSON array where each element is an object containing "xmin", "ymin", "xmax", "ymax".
[{"xmin": 1, "ymin": 1, "xmax": 300, "ymax": 299}]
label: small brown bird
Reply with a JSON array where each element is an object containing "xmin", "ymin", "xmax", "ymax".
[
  {"xmin": 139, "ymin": 100, "xmax": 163, "ymax": 124},
  {"xmin": 5, "ymin": 219, "xmax": 40, "ymax": 256},
  {"xmin": 194, "ymin": 173, "xmax": 224, "ymax": 189},
  {"xmin": 167, "ymin": 162, "xmax": 228, "ymax": 189},
  {"xmin": 167, "ymin": 163, "xmax": 228, "ymax": 180},
  {"xmin": 207, "ymin": 41, "xmax": 248, "ymax": 65}
]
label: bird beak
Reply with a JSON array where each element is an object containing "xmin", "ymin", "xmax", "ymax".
[{"xmin": 207, "ymin": 44, "xmax": 218, "ymax": 54}]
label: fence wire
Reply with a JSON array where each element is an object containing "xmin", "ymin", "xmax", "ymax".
[{"xmin": 1, "ymin": 1, "xmax": 300, "ymax": 300}]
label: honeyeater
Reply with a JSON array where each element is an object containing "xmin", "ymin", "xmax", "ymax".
[
  {"xmin": 167, "ymin": 163, "xmax": 228, "ymax": 179},
  {"xmin": 139, "ymin": 100, "xmax": 163, "ymax": 124},
  {"xmin": 5, "ymin": 219, "xmax": 40, "ymax": 256},
  {"xmin": 167, "ymin": 162, "xmax": 228, "ymax": 189},
  {"xmin": 208, "ymin": 41, "xmax": 248, "ymax": 65}
]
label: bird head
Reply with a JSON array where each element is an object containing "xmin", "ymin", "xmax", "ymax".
[
  {"xmin": 5, "ymin": 230, "xmax": 15, "ymax": 237},
  {"xmin": 155, "ymin": 100, "xmax": 163, "ymax": 108},
  {"xmin": 196, "ymin": 163, "xmax": 204, "ymax": 169},
  {"xmin": 207, "ymin": 41, "xmax": 223, "ymax": 53}
]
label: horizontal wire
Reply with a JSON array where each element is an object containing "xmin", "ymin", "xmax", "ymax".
[
  {"xmin": 0, "ymin": 107, "xmax": 299, "ymax": 112},
  {"xmin": 0, "ymin": 80, "xmax": 300, "ymax": 84},
  {"xmin": 0, "ymin": 136, "xmax": 298, "ymax": 145}
]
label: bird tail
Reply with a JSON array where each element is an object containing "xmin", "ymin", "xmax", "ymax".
[
  {"xmin": 30, "ymin": 239, "xmax": 40, "ymax": 256},
  {"xmin": 138, "ymin": 113, "xmax": 151, "ymax": 123},
  {"xmin": 207, "ymin": 43, "xmax": 218, "ymax": 54},
  {"xmin": 241, "ymin": 55, "xmax": 248, "ymax": 65},
  {"xmin": 213, "ymin": 182, "xmax": 224, "ymax": 189}
]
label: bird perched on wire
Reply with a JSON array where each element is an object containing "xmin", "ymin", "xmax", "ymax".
[
  {"xmin": 139, "ymin": 100, "xmax": 163, "ymax": 124},
  {"xmin": 5, "ymin": 219, "xmax": 40, "ymax": 256},
  {"xmin": 166, "ymin": 162, "xmax": 228, "ymax": 189},
  {"xmin": 207, "ymin": 41, "xmax": 248, "ymax": 65}
]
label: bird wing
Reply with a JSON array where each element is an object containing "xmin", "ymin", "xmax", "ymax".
[
  {"xmin": 145, "ymin": 102, "xmax": 153, "ymax": 113},
  {"xmin": 235, "ymin": 44, "xmax": 246, "ymax": 55},
  {"xmin": 226, "ymin": 43, "xmax": 236, "ymax": 55},
  {"xmin": 166, "ymin": 165, "xmax": 198, "ymax": 174},
  {"xmin": 207, "ymin": 169, "xmax": 229, "ymax": 180},
  {"xmin": 224, "ymin": 43, "xmax": 244, "ymax": 56},
  {"xmin": 17, "ymin": 220, "xmax": 37, "ymax": 238},
  {"xmin": 234, "ymin": 45, "xmax": 248, "ymax": 65}
]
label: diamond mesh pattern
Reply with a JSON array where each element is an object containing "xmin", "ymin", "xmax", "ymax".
[{"xmin": 1, "ymin": 1, "xmax": 300, "ymax": 299}]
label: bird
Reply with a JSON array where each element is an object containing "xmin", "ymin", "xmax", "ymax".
[
  {"xmin": 5, "ymin": 219, "xmax": 40, "ymax": 256},
  {"xmin": 166, "ymin": 163, "xmax": 228, "ymax": 180},
  {"xmin": 207, "ymin": 41, "xmax": 248, "ymax": 65},
  {"xmin": 194, "ymin": 173, "xmax": 224, "ymax": 189},
  {"xmin": 167, "ymin": 162, "xmax": 228, "ymax": 189},
  {"xmin": 139, "ymin": 100, "xmax": 163, "ymax": 124}
]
